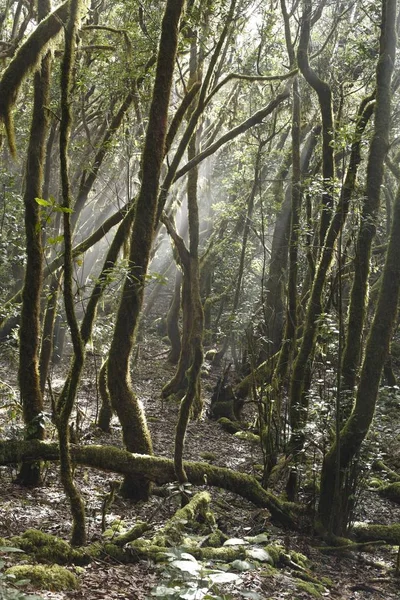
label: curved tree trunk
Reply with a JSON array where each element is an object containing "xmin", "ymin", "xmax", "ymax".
[
  {"xmin": 297, "ymin": 0, "xmax": 334, "ymax": 250},
  {"xmin": 107, "ymin": 0, "xmax": 185, "ymax": 501},
  {"xmin": 56, "ymin": 0, "xmax": 87, "ymax": 547},
  {"xmin": 17, "ymin": 0, "xmax": 51, "ymax": 487}
]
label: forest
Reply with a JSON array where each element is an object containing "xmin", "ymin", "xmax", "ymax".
[{"xmin": 1, "ymin": 0, "xmax": 400, "ymax": 598}]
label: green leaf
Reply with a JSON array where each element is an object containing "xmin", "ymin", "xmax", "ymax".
[
  {"xmin": 35, "ymin": 197, "xmax": 52, "ymax": 207},
  {"xmin": 54, "ymin": 205, "xmax": 73, "ymax": 214},
  {"xmin": 47, "ymin": 235, "xmax": 64, "ymax": 245}
]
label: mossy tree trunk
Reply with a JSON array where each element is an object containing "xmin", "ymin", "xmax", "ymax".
[
  {"xmin": 318, "ymin": 0, "xmax": 397, "ymax": 535},
  {"xmin": 285, "ymin": 95, "xmax": 375, "ymax": 499},
  {"xmin": 297, "ymin": 0, "xmax": 334, "ymax": 251},
  {"xmin": 57, "ymin": 0, "xmax": 86, "ymax": 547},
  {"xmin": 107, "ymin": 0, "xmax": 186, "ymax": 500},
  {"xmin": 166, "ymin": 268, "xmax": 183, "ymax": 365},
  {"xmin": 340, "ymin": 1, "xmax": 395, "ymax": 404},
  {"xmin": 39, "ymin": 273, "xmax": 61, "ymax": 394},
  {"xmin": 17, "ymin": 0, "xmax": 51, "ymax": 487}
]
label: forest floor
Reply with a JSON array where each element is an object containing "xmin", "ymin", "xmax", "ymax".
[{"xmin": 1, "ymin": 331, "xmax": 400, "ymax": 600}]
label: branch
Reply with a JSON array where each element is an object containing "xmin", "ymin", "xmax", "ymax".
[
  {"xmin": 0, "ymin": 0, "xmax": 70, "ymax": 156},
  {"xmin": 174, "ymin": 87, "xmax": 291, "ymax": 182},
  {"xmin": 0, "ymin": 439, "xmax": 298, "ymax": 528},
  {"xmin": 205, "ymin": 68, "xmax": 298, "ymax": 106}
]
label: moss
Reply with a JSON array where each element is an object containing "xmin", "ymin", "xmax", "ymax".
[
  {"xmin": 5, "ymin": 564, "xmax": 77, "ymax": 591},
  {"xmin": 153, "ymin": 491, "xmax": 211, "ymax": 546},
  {"xmin": 353, "ymin": 522, "xmax": 400, "ymax": 544},
  {"xmin": 199, "ymin": 451, "xmax": 217, "ymax": 462},
  {"xmin": 234, "ymin": 431, "xmax": 260, "ymax": 444},
  {"xmin": 102, "ymin": 543, "xmax": 131, "ymax": 563},
  {"xmin": 296, "ymin": 580, "xmax": 323, "ymax": 598},
  {"xmin": 203, "ymin": 530, "xmax": 229, "ymax": 548},
  {"xmin": 262, "ymin": 545, "xmax": 282, "ymax": 566},
  {"xmin": 217, "ymin": 417, "xmax": 242, "ymax": 434},
  {"xmin": 10, "ymin": 529, "xmax": 90, "ymax": 565},
  {"xmin": 379, "ymin": 481, "xmax": 400, "ymax": 503},
  {"xmin": 369, "ymin": 477, "xmax": 385, "ymax": 489}
]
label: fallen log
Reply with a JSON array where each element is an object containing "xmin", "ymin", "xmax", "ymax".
[{"xmin": 0, "ymin": 439, "xmax": 298, "ymax": 529}]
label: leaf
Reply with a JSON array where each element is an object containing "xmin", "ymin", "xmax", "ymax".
[
  {"xmin": 223, "ymin": 538, "xmax": 248, "ymax": 546},
  {"xmin": 35, "ymin": 197, "xmax": 52, "ymax": 207},
  {"xmin": 246, "ymin": 547, "xmax": 273, "ymax": 563},
  {"xmin": 171, "ymin": 560, "xmax": 201, "ymax": 575},
  {"xmin": 230, "ymin": 559, "xmax": 255, "ymax": 572},
  {"xmin": 240, "ymin": 591, "xmax": 263, "ymax": 599},
  {"xmin": 54, "ymin": 205, "xmax": 73, "ymax": 214},
  {"xmin": 47, "ymin": 235, "xmax": 64, "ymax": 245},
  {"xmin": 208, "ymin": 571, "xmax": 240, "ymax": 584},
  {"xmin": 179, "ymin": 552, "xmax": 198, "ymax": 562},
  {"xmin": 151, "ymin": 584, "xmax": 177, "ymax": 596}
]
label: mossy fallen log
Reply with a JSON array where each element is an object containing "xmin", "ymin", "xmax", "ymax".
[
  {"xmin": 0, "ymin": 439, "xmax": 298, "ymax": 528},
  {"xmin": 153, "ymin": 491, "xmax": 211, "ymax": 546},
  {"xmin": 353, "ymin": 522, "xmax": 400, "ymax": 545},
  {"xmin": 378, "ymin": 481, "xmax": 400, "ymax": 503},
  {"xmin": 372, "ymin": 459, "xmax": 400, "ymax": 483}
]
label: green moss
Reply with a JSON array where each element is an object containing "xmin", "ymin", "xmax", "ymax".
[
  {"xmin": 10, "ymin": 529, "xmax": 90, "ymax": 565},
  {"xmin": 203, "ymin": 529, "xmax": 229, "ymax": 548},
  {"xmin": 102, "ymin": 543, "xmax": 130, "ymax": 562},
  {"xmin": 234, "ymin": 431, "xmax": 260, "ymax": 444},
  {"xmin": 199, "ymin": 451, "xmax": 218, "ymax": 462},
  {"xmin": 153, "ymin": 491, "xmax": 211, "ymax": 546},
  {"xmin": 369, "ymin": 477, "xmax": 384, "ymax": 489},
  {"xmin": 217, "ymin": 417, "xmax": 241, "ymax": 434},
  {"xmin": 263, "ymin": 545, "xmax": 282, "ymax": 566},
  {"xmin": 290, "ymin": 550, "xmax": 309, "ymax": 568},
  {"xmin": 296, "ymin": 580, "xmax": 323, "ymax": 598},
  {"xmin": 5, "ymin": 564, "xmax": 77, "ymax": 591},
  {"xmin": 379, "ymin": 481, "xmax": 400, "ymax": 503},
  {"xmin": 353, "ymin": 522, "xmax": 400, "ymax": 544}
]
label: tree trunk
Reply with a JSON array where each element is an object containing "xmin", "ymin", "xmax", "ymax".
[
  {"xmin": 107, "ymin": 0, "xmax": 185, "ymax": 500},
  {"xmin": 318, "ymin": 0, "xmax": 397, "ymax": 535},
  {"xmin": 17, "ymin": 0, "xmax": 51, "ymax": 486}
]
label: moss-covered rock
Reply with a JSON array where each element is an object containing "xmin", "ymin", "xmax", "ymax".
[
  {"xmin": 217, "ymin": 418, "xmax": 242, "ymax": 434},
  {"xmin": 5, "ymin": 564, "xmax": 77, "ymax": 591},
  {"xmin": 10, "ymin": 529, "xmax": 90, "ymax": 565},
  {"xmin": 296, "ymin": 580, "xmax": 324, "ymax": 598}
]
